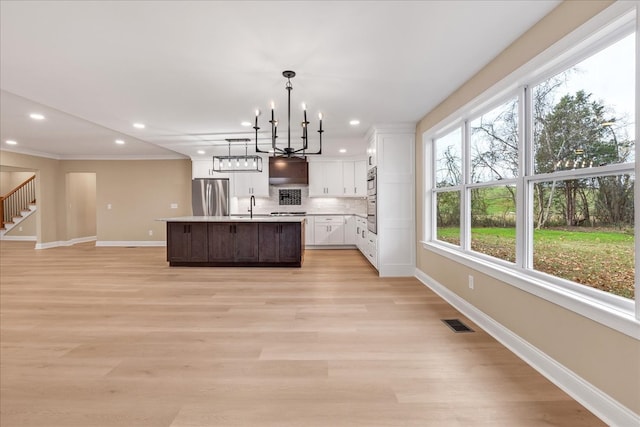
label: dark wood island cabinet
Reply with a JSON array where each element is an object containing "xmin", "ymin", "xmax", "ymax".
[{"xmin": 165, "ymin": 217, "xmax": 304, "ymax": 267}]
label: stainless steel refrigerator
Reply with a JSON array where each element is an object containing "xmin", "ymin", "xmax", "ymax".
[{"xmin": 192, "ymin": 179, "xmax": 229, "ymax": 216}]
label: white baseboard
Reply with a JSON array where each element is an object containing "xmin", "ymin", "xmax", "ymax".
[
  {"xmin": 95, "ymin": 240, "xmax": 166, "ymax": 247},
  {"xmin": 1, "ymin": 235, "xmax": 37, "ymax": 241},
  {"xmin": 35, "ymin": 241, "xmax": 61, "ymax": 250},
  {"xmin": 34, "ymin": 236, "xmax": 96, "ymax": 249},
  {"xmin": 69, "ymin": 236, "xmax": 97, "ymax": 245},
  {"xmin": 414, "ymin": 268, "xmax": 639, "ymax": 427}
]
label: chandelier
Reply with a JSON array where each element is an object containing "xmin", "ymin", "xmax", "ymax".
[
  {"xmin": 254, "ymin": 70, "xmax": 323, "ymax": 157},
  {"xmin": 212, "ymin": 139, "xmax": 263, "ymax": 172}
]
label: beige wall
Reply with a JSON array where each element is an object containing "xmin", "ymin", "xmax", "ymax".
[
  {"xmin": 415, "ymin": 0, "xmax": 638, "ymax": 415},
  {"xmin": 66, "ymin": 172, "xmax": 96, "ymax": 240},
  {"xmin": 0, "ymin": 151, "xmax": 192, "ymax": 244},
  {"xmin": 0, "ymin": 151, "xmax": 60, "ymax": 243},
  {"xmin": 0, "ymin": 171, "xmax": 35, "ymax": 195},
  {"xmin": 60, "ymin": 160, "xmax": 192, "ymax": 242},
  {"xmin": 2, "ymin": 209, "xmax": 36, "ymax": 237}
]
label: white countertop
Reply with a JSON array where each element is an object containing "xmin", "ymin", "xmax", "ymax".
[{"xmin": 158, "ymin": 216, "xmax": 304, "ymax": 223}]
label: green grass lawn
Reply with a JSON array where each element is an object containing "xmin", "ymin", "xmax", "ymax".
[{"xmin": 437, "ymin": 227, "xmax": 635, "ymax": 299}]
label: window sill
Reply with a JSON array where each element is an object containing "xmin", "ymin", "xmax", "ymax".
[{"xmin": 420, "ymin": 241, "xmax": 639, "ymax": 340}]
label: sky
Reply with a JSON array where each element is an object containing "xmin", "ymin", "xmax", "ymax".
[{"xmin": 561, "ymin": 32, "xmax": 636, "ymax": 141}]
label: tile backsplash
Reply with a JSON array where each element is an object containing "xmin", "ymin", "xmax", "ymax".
[{"xmin": 230, "ymin": 185, "xmax": 366, "ymax": 215}]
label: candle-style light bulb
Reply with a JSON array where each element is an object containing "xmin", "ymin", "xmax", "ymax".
[
  {"xmin": 255, "ymin": 109, "xmax": 260, "ymax": 127},
  {"xmin": 318, "ymin": 112, "xmax": 323, "ymax": 131},
  {"xmin": 302, "ymin": 103, "xmax": 307, "ymax": 111}
]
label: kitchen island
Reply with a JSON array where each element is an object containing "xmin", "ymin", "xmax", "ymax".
[{"xmin": 160, "ymin": 216, "xmax": 304, "ymax": 267}]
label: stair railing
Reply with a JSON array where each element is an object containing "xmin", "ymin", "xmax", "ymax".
[{"xmin": 1, "ymin": 175, "xmax": 36, "ymax": 229}]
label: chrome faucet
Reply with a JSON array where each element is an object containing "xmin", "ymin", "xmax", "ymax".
[{"xmin": 249, "ymin": 195, "xmax": 256, "ymax": 219}]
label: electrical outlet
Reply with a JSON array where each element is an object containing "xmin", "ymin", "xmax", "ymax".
[
  {"xmin": 107, "ymin": 203, "xmax": 112, "ymax": 210},
  {"xmin": 170, "ymin": 203, "xmax": 178, "ymax": 209},
  {"xmin": 19, "ymin": 226, "xmax": 23, "ymax": 232},
  {"xmin": 148, "ymin": 230, "xmax": 153, "ymax": 236},
  {"xmin": 468, "ymin": 275, "xmax": 474, "ymax": 290}
]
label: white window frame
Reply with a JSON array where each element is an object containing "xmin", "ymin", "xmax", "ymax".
[{"xmin": 421, "ymin": 3, "xmax": 639, "ymax": 339}]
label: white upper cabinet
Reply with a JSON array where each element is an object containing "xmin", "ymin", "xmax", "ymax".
[
  {"xmin": 309, "ymin": 161, "xmax": 344, "ymax": 197},
  {"xmin": 232, "ymin": 158, "xmax": 269, "ymax": 197},
  {"xmin": 192, "ymin": 159, "xmax": 231, "ymax": 179},
  {"xmin": 310, "ymin": 160, "xmax": 365, "ymax": 197},
  {"xmin": 343, "ymin": 160, "xmax": 367, "ymax": 197},
  {"xmin": 367, "ymin": 134, "xmax": 377, "ymax": 169}
]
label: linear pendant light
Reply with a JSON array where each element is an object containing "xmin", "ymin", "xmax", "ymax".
[{"xmin": 212, "ymin": 139, "xmax": 263, "ymax": 173}]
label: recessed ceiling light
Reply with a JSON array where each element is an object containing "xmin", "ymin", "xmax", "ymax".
[
  {"xmin": 115, "ymin": 139, "xmax": 125, "ymax": 145},
  {"xmin": 349, "ymin": 119, "xmax": 360, "ymax": 126},
  {"xmin": 133, "ymin": 123, "xmax": 146, "ymax": 129},
  {"xmin": 29, "ymin": 113, "xmax": 45, "ymax": 120},
  {"xmin": 5, "ymin": 140, "xmax": 17, "ymax": 145},
  {"xmin": 197, "ymin": 150, "xmax": 205, "ymax": 155},
  {"xmin": 339, "ymin": 148, "xmax": 347, "ymax": 153},
  {"xmin": 241, "ymin": 121, "xmax": 252, "ymax": 127}
]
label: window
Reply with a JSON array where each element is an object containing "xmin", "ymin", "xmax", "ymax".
[
  {"xmin": 426, "ymin": 16, "xmax": 636, "ymax": 311},
  {"xmin": 435, "ymin": 127, "xmax": 462, "ymax": 187},
  {"xmin": 434, "ymin": 128, "xmax": 463, "ymax": 246},
  {"xmin": 532, "ymin": 174, "xmax": 635, "ymax": 298},
  {"xmin": 470, "ymin": 98, "xmax": 519, "ymax": 183},
  {"xmin": 436, "ymin": 190, "xmax": 460, "ymax": 246},
  {"xmin": 470, "ymin": 185, "xmax": 517, "ymax": 263}
]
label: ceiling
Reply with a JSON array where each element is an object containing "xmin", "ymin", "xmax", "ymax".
[{"xmin": 0, "ymin": 0, "xmax": 561, "ymax": 160}]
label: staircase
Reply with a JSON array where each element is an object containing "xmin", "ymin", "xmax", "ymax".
[{"xmin": 1, "ymin": 175, "xmax": 36, "ymax": 238}]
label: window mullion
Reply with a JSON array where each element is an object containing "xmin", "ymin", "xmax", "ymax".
[
  {"xmin": 462, "ymin": 121, "xmax": 471, "ymax": 251},
  {"xmin": 520, "ymin": 85, "xmax": 533, "ymax": 269}
]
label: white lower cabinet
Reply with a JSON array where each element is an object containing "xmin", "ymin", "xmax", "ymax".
[
  {"xmin": 313, "ymin": 216, "xmax": 344, "ymax": 245},
  {"xmin": 365, "ymin": 232, "xmax": 378, "ymax": 268},
  {"xmin": 344, "ymin": 215, "xmax": 357, "ymax": 245},
  {"xmin": 304, "ymin": 216, "xmax": 315, "ymax": 246},
  {"xmin": 353, "ymin": 215, "xmax": 376, "ymax": 269},
  {"xmin": 355, "ymin": 216, "xmax": 367, "ymax": 251}
]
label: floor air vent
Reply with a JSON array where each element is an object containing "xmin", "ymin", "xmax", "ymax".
[{"xmin": 441, "ymin": 319, "xmax": 474, "ymax": 333}]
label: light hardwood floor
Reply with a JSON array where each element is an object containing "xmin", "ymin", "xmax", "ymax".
[{"xmin": 0, "ymin": 241, "xmax": 604, "ymax": 427}]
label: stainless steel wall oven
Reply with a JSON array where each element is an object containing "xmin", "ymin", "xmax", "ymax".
[{"xmin": 367, "ymin": 167, "xmax": 377, "ymax": 234}]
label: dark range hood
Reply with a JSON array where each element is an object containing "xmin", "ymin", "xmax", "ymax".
[{"xmin": 268, "ymin": 157, "xmax": 308, "ymax": 185}]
